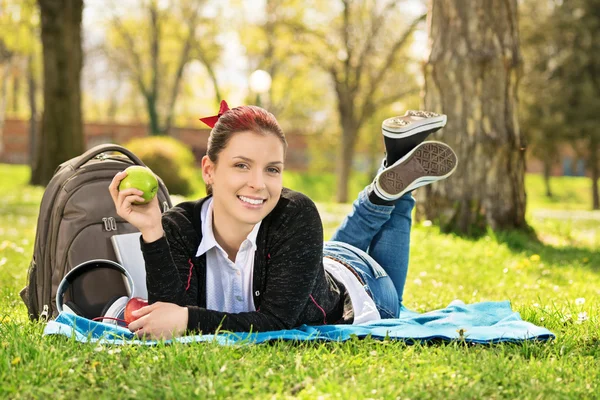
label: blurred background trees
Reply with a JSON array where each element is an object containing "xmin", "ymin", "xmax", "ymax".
[
  {"xmin": 102, "ymin": 0, "xmax": 222, "ymax": 135},
  {"xmin": 520, "ymin": 0, "xmax": 600, "ymax": 210},
  {"xmin": 0, "ymin": 0, "xmax": 598, "ymax": 228}
]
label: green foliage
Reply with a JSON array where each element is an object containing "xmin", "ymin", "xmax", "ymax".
[
  {"xmin": 124, "ymin": 137, "xmax": 199, "ymax": 196},
  {"xmin": 283, "ymin": 170, "xmax": 369, "ymax": 203},
  {"xmin": 102, "ymin": 0, "xmax": 223, "ymax": 133},
  {"xmin": 2, "ymin": 164, "xmax": 600, "ymax": 398},
  {"xmin": 520, "ymin": 0, "xmax": 600, "ymax": 165}
]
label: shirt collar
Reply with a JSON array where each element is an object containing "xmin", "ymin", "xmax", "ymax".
[{"xmin": 195, "ymin": 198, "xmax": 262, "ymax": 257}]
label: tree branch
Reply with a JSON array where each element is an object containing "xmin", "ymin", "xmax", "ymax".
[
  {"xmin": 371, "ymin": 86, "xmax": 420, "ymax": 111},
  {"xmin": 164, "ymin": 3, "xmax": 202, "ymax": 133},
  {"xmin": 111, "ymin": 13, "xmax": 149, "ymax": 97},
  {"xmin": 353, "ymin": 0, "xmax": 398, "ymax": 94},
  {"xmin": 360, "ymin": 14, "xmax": 425, "ymax": 124},
  {"xmin": 341, "ymin": 0, "xmax": 352, "ymax": 91},
  {"xmin": 149, "ymin": 2, "xmax": 160, "ymax": 109}
]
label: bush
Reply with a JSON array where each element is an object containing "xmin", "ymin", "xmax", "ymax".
[{"xmin": 124, "ymin": 136, "xmax": 199, "ymax": 196}]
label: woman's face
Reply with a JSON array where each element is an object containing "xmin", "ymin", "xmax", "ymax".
[{"xmin": 202, "ymin": 130, "xmax": 285, "ymax": 230}]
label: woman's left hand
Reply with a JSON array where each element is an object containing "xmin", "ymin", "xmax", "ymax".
[{"xmin": 128, "ymin": 302, "xmax": 189, "ymax": 340}]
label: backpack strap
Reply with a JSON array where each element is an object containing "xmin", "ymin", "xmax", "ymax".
[{"xmin": 71, "ymin": 144, "xmax": 146, "ymax": 170}]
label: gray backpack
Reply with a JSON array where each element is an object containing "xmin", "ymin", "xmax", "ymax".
[{"xmin": 20, "ymin": 144, "xmax": 172, "ymax": 321}]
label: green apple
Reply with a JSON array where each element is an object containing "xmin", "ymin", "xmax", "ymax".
[{"xmin": 119, "ymin": 166, "xmax": 159, "ymax": 205}]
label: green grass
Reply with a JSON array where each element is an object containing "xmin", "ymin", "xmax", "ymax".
[{"xmin": 1, "ymin": 164, "xmax": 600, "ymax": 399}]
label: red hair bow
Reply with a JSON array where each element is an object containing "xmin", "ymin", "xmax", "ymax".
[{"xmin": 199, "ymin": 100, "xmax": 230, "ymax": 128}]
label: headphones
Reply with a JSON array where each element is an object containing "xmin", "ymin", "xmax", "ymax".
[{"xmin": 57, "ymin": 259, "xmax": 135, "ymax": 327}]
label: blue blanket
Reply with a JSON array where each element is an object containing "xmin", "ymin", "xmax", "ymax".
[{"xmin": 43, "ymin": 300, "xmax": 554, "ymax": 346}]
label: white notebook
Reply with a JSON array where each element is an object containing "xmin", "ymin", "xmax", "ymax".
[{"xmin": 110, "ymin": 232, "xmax": 148, "ymax": 299}]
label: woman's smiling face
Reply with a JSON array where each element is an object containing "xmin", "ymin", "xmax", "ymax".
[{"xmin": 202, "ymin": 130, "xmax": 285, "ymax": 230}]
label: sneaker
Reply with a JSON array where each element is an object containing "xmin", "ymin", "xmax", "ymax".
[
  {"xmin": 382, "ymin": 110, "xmax": 447, "ymax": 165},
  {"xmin": 373, "ymin": 141, "xmax": 458, "ymax": 201}
]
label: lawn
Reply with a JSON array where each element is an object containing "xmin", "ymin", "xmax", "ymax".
[{"xmin": 1, "ymin": 164, "xmax": 599, "ymax": 399}]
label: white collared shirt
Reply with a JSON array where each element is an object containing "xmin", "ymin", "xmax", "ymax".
[
  {"xmin": 196, "ymin": 198, "xmax": 261, "ymax": 313},
  {"xmin": 322, "ymin": 258, "xmax": 381, "ymax": 324}
]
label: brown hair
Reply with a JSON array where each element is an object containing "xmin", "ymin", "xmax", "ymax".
[{"xmin": 205, "ymin": 105, "xmax": 287, "ymax": 195}]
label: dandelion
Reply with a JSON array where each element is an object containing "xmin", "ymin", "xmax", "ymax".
[
  {"xmin": 578, "ymin": 312, "xmax": 589, "ymax": 322},
  {"xmin": 582, "ymin": 257, "xmax": 589, "ymax": 263},
  {"xmin": 11, "ymin": 357, "xmax": 21, "ymax": 365},
  {"xmin": 422, "ymin": 220, "xmax": 432, "ymax": 227},
  {"xmin": 413, "ymin": 278, "xmax": 422, "ymax": 285},
  {"xmin": 575, "ymin": 298, "xmax": 585, "ymax": 306},
  {"xmin": 94, "ymin": 345, "xmax": 104, "ymax": 352},
  {"xmin": 530, "ymin": 254, "xmax": 541, "ymax": 262},
  {"xmin": 107, "ymin": 349, "xmax": 121, "ymax": 355}
]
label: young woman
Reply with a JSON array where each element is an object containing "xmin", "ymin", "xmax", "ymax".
[{"xmin": 109, "ymin": 103, "xmax": 457, "ymax": 339}]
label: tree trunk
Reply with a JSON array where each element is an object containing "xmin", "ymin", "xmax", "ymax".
[
  {"xmin": 336, "ymin": 112, "xmax": 359, "ymax": 203},
  {"xmin": 543, "ymin": 159, "xmax": 553, "ymax": 198},
  {"xmin": 28, "ymin": 54, "xmax": 37, "ymax": 164},
  {"xmin": 146, "ymin": 94, "xmax": 163, "ymax": 135},
  {"xmin": 590, "ymin": 135, "xmax": 599, "ymax": 210},
  {"xmin": 418, "ymin": 0, "xmax": 527, "ymax": 234},
  {"xmin": 31, "ymin": 0, "xmax": 84, "ymax": 186},
  {"xmin": 0, "ymin": 63, "xmax": 9, "ymax": 155}
]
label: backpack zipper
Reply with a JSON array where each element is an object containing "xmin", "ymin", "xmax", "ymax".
[{"xmin": 40, "ymin": 304, "xmax": 49, "ymax": 321}]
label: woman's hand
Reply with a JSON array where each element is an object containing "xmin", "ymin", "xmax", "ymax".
[
  {"xmin": 127, "ymin": 302, "xmax": 189, "ymax": 340},
  {"xmin": 108, "ymin": 170, "xmax": 164, "ymax": 242}
]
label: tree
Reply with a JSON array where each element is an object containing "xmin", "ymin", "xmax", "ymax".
[
  {"xmin": 543, "ymin": 0, "xmax": 600, "ymax": 209},
  {"xmin": 0, "ymin": 40, "xmax": 13, "ymax": 155},
  {"xmin": 279, "ymin": 0, "xmax": 424, "ymax": 202},
  {"xmin": 520, "ymin": 0, "xmax": 600, "ymax": 210},
  {"xmin": 237, "ymin": 0, "xmax": 333, "ymax": 130},
  {"xmin": 418, "ymin": 0, "xmax": 527, "ymax": 234},
  {"xmin": 105, "ymin": 0, "xmax": 222, "ymax": 135},
  {"xmin": 30, "ymin": 0, "xmax": 83, "ymax": 186},
  {"xmin": 0, "ymin": 0, "xmax": 40, "ymax": 160},
  {"xmin": 519, "ymin": 0, "xmax": 564, "ymax": 199}
]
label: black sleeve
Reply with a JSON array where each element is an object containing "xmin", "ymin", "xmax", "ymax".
[
  {"xmin": 186, "ymin": 195, "xmax": 325, "ymax": 333},
  {"xmin": 140, "ymin": 210, "xmax": 199, "ymax": 307}
]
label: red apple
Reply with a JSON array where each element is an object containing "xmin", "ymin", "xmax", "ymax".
[{"xmin": 124, "ymin": 297, "xmax": 148, "ymax": 324}]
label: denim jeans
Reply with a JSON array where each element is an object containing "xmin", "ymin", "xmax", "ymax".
[{"xmin": 323, "ymin": 188, "xmax": 415, "ymax": 319}]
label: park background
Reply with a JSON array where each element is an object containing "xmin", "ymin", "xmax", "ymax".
[{"xmin": 1, "ymin": 0, "xmax": 599, "ymax": 398}]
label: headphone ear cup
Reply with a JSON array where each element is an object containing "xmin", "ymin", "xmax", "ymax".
[
  {"xmin": 100, "ymin": 296, "xmax": 129, "ymax": 326},
  {"xmin": 100, "ymin": 295, "xmax": 125, "ymax": 318},
  {"xmin": 64, "ymin": 301, "xmax": 87, "ymax": 317}
]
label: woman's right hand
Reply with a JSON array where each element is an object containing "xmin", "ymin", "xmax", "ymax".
[{"xmin": 109, "ymin": 171, "xmax": 164, "ymax": 242}]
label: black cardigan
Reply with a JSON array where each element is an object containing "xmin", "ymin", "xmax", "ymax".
[{"xmin": 140, "ymin": 188, "xmax": 353, "ymax": 333}]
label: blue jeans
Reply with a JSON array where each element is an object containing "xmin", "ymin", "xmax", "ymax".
[{"xmin": 323, "ymin": 188, "xmax": 415, "ymax": 319}]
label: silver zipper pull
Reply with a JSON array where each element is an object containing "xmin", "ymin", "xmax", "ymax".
[{"xmin": 40, "ymin": 304, "xmax": 49, "ymax": 321}]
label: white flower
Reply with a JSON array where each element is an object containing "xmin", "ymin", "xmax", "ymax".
[
  {"xmin": 578, "ymin": 312, "xmax": 589, "ymax": 322},
  {"xmin": 575, "ymin": 298, "xmax": 585, "ymax": 306}
]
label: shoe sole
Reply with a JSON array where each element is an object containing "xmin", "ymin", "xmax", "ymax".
[
  {"xmin": 376, "ymin": 141, "xmax": 457, "ymax": 199},
  {"xmin": 382, "ymin": 113, "xmax": 447, "ymax": 138}
]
